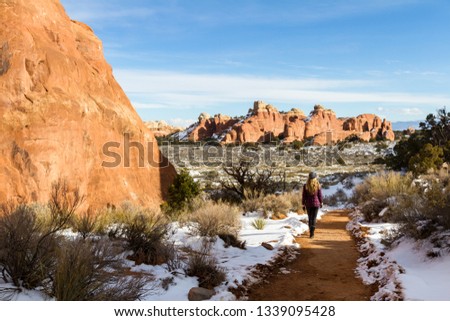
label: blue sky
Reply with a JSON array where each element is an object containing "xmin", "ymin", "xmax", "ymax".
[{"xmin": 60, "ymin": 0, "xmax": 450, "ymax": 126}]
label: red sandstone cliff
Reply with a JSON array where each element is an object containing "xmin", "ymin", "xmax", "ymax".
[
  {"xmin": 184, "ymin": 101, "xmax": 395, "ymax": 145},
  {"xmin": 0, "ymin": 0, "xmax": 176, "ymax": 209}
]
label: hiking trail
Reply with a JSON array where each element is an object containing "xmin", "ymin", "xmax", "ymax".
[{"xmin": 247, "ymin": 210, "xmax": 376, "ymax": 301}]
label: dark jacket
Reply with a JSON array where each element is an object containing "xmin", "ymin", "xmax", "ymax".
[{"xmin": 302, "ymin": 185, "xmax": 323, "ymax": 208}]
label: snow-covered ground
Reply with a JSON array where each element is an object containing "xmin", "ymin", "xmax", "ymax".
[
  {"xmin": 348, "ymin": 210, "xmax": 450, "ymax": 301},
  {"xmin": 1, "ymin": 210, "xmax": 316, "ymax": 301}
]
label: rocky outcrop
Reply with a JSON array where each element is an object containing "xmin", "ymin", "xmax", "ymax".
[
  {"xmin": 144, "ymin": 120, "xmax": 183, "ymax": 137},
  {"xmin": 184, "ymin": 101, "xmax": 395, "ymax": 145},
  {"xmin": 223, "ymin": 101, "xmax": 307, "ymax": 143},
  {"xmin": 0, "ymin": 0, "xmax": 176, "ymax": 209},
  {"xmin": 189, "ymin": 114, "xmax": 241, "ymax": 141}
]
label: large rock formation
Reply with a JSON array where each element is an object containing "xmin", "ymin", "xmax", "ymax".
[
  {"xmin": 0, "ymin": 0, "xmax": 176, "ymax": 209},
  {"xmin": 223, "ymin": 101, "xmax": 307, "ymax": 143},
  {"xmin": 184, "ymin": 101, "xmax": 395, "ymax": 145},
  {"xmin": 144, "ymin": 120, "xmax": 184, "ymax": 138},
  {"xmin": 189, "ymin": 113, "xmax": 241, "ymax": 142}
]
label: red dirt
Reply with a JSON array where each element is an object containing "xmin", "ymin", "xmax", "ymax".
[{"xmin": 246, "ymin": 210, "xmax": 376, "ymax": 301}]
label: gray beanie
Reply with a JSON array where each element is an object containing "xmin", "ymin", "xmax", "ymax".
[{"xmin": 309, "ymin": 171, "xmax": 317, "ymax": 179}]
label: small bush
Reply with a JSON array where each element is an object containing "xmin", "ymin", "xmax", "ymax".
[
  {"xmin": 292, "ymin": 140, "xmax": 304, "ymax": 150},
  {"xmin": 409, "ymin": 144, "xmax": 444, "ymax": 175},
  {"xmin": 185, "ymin": 242, "xmax": 226, "ymax": 289},
  {"xmin": 252, "ymin": 218, "xmax": 267, "ymax": 230},
  {"xmin": 323, "ymin": 188, "xmax": 348, "ymax": 207},
  {"xmin": 47, "ymin": 239, "xmax": 150, "ymax": 301},
  {"xmin": 280, "ymin": 192, "xmax": 303, "ymax": 213},
  {"xmin": 122, "ymin": 209, "xmax": 172, "ymax": 265},
  {"xmin": 241, "ymin": 197, "xmax": 262, "ymax": 213},
  {"xmin": 71, "ymin": 210, "xmax": 99, "ymax": 239},
  {"xmin": 352, "ymin": 171, "xmax": 417, "ymax": 205},
  {"xmin": 218, "ymin": 234, "xmax": 246, "ymax": 249},
  {"xmin": 0, "ymin": 204, "xmax": 58, "ymax": 289},
  {"xmin": 261, "ymin": 194, "xmax": 290, "ymax": 217},
  {"xmin": 165, "ymin": 169, "xmax": 201, "ymax": 214},
  {"xmin": 189, "ymin": 201, "xmax": 241, "ymax": 238}
]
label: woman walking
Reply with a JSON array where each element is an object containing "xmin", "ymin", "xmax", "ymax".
[{"xmin": 302, "ymin": 172, "xmax": 323, "ymax": 239}]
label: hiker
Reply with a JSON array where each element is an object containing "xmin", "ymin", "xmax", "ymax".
[{"xmin": 302, "ymin": 171, "xmax": 323, "ymax": 239}]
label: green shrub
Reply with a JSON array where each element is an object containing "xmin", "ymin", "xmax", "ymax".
[
  {"xmin": 386, "ymin": 108, "xmax": 450, "ymax": 171},
  {"xmin": 292, "ymin": 140, "xmax": 304, "ymax": 150},
  {"xmin": 252, "ymin": 218, "xmax": 267, "ymax": 230},
  {"xmin": 408, "ymin": 143, "xmax": 444, "ymax": 175},
  {"xmin": 165, "ymin": 169, "xmax": 201, "ymax": 214}
]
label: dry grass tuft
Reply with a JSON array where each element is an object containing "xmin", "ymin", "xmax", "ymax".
[{"xmin": 189, "ymin": 201, "xmax": 241, "ymax": 238}]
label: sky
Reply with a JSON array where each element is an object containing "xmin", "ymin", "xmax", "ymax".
[{"xmin": 60, "ymin": 0, "xmax": 450, "ymax": 127}]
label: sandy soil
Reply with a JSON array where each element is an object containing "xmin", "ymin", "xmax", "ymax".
[{"xmin": 247, "ymin": 210, "xmax": 376, "ymax": 301}]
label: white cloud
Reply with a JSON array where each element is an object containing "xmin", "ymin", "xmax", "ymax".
[
  {"xmin": 401, "ymin": 107, "xmax": 424, "ymax": 115},
  {"xmin": 114, "ymin": 69, "xmax": 450, "ymax": 110}
]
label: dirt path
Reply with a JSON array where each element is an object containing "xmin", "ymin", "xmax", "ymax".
[{"xmin": 247, "ymin": 210, "xmax": 375, "ymax": 301}]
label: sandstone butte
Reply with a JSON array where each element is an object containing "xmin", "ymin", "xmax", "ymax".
[
  {"xmin": 0, "ymin": 0, "xmax": 176, "ymax": 210},
  {"xmin": 186, "ymin": 101, "xmax": 395, "ymax": 145}
]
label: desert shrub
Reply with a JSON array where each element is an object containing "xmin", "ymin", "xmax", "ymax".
[
  {"xmin": 71, "ymin": 210, "xmax": 99, "ymax": 239},
  {"xmin": 122, "ymin": 210, "xmax": 172, "ymax": 265},
  {"xmin": 218, "ymin": 234, "xmax": 246, "ymax": 249},
  {"xmin": 221, "ymin": 159, "xmax": 286, "ymax": 200},
  {"xmin": 360, "ymin": 199, "xmax": 390, "ymax": 222},
  {"xmin": 252, "ymin": 218, "xmax": 267, "ymax": 230},
  {"xmin": 378, "ymin": 179, "xmax": 450, "ymax": 241},
  {"xmin": 0, "ymin": 180, "xmax": 83, "ymax": 289},
  {"xmin": 375, "ymin": 141, "xmax": 389, "ymax": 153},
  {"xmin": 352, "ymin": 171, "xmax": 417, "ymax": 205},
  {"xmin": 0, "ymin": 204, "xmax": 58, "ymax": 289},
  {"xmin": 189, "ymin": 201, "xmax": 241, "ymax": 238},
  {"xmin": 280, "ymin": 192, "xmax": 303, "ymax": 213},
  {"xmin": 292, "ymin": 140, "xmax": 304, "ymax": 150},
  {"xmin": 47, "ymin": 239, "xmax": 150, "ymax": 301},
  {"xmin": 261, "ymin": 194, "xmax": 290, "ymax": 218},
  {"xmin": 351, "ymin": 172, "xmax": 419, "ymax": 222},
  {"xmin": 324, "ymin": 188, "xmax": 349, "ymax": 207},
  {"xmin": 184, "ymin": 241, "xmax": 226, "ymax": 289},
  {"xmin": 241, "ymin": 197, "xmax": 262, "ymax": 213},
  {"xmin": 164, "ymin": 169, "xmax": 201, "ymax": 214},
  {"xmin": 47, "ymin": 179, "xmax": 85, "ymax": 230}
]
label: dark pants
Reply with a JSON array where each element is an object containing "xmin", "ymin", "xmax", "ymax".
[{"xmin": 306, "ymin": 207, "xmax": 319, "ymax": 236}]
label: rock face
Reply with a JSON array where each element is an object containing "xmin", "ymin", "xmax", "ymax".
[
  {"xmin": 0, "ymin": 0, "xmax": 176, "ymax": 209},
  {"xmin": 189, "ymin": 114, "xmax": 241, "ymax": 141},
  {"xmin": 185, "ymin": 101, "xmax": 394, "ymax": 145},
  {"xmin": 144, "ymin": 120, "xmax": 183, "ymax": 138}
]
